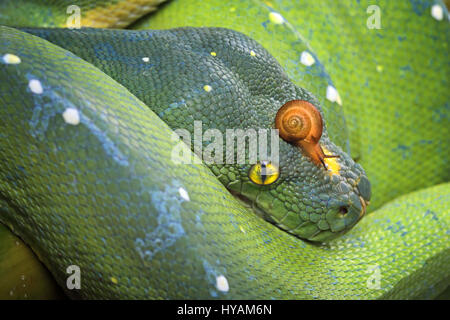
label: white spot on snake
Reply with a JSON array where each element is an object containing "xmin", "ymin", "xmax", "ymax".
[
  {"xmin": 203, "ymin": 260, "xmax": 228, "ymax": 296},
  {"xmin": 203, "ymin": 85, "xmax": 212, "ymax": 92},
  {"xmin": 28, "ymin": 84, "xmax": 128, "ymax": 166},
  {"xmin": 62, "ymin": 108, "xmax": 80, "ymax": 125},
  {"xmin": 269, "ymin": 12, "xmax": 285, "ymax": 24},
  {"xmin": 300, "ymin": 51, "xmax": 315, "ymax": 66},
  {"xmin": 29, "ymin": 79, "xmax": 43, "ymax": 94},
  {"xmin": 178, "ymin": 187, "xmax": 190, "ymax": 201},
  {"xmin": 135, "ymin": 181, "xmax": 187, "ymax": 261},
  {"xmin": 326, "ymin": 85, "xmax": 342, "ymax": 106},
  {"xmin": 142, "ymin": 57, "xmax": 150, "ymax": 62},
  {"xmin": 216, "ymin": 275, "xmax": 229, "ymax": 292},
  {"xmin": 431, "ymin": 4, "xmax": 444, "ymax": 21},
  {"xmin": 250, "ymin": 50, "xmax": 256, "ymax": 57},
  {"xmin": 2, "ymin": 53, "xmax": 21, "ymax": 64}
]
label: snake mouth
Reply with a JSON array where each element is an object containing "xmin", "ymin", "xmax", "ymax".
[
  {"xmin": 230, "ymin": 191, "xmax": 275, "ymax": 223},
  {"xmin": 229, "ymin": 176, "xmax": 371, "ymax": 242},
  {"xmin": 359, "ymin": 196, "xmax": 369, "ymax": 221},
  {"xmin": 356, "ymin": 174, "xmax": 371, "ymax": 221}
]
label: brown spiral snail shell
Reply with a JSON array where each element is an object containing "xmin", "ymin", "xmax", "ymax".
[{"xmin": 275, "ymin": 100, "xmax": 338, "ymax": 168}]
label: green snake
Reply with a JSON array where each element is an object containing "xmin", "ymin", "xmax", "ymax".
[{"xmin": 0, "ymin": 0, "xmax": 448, "ymax": 299}]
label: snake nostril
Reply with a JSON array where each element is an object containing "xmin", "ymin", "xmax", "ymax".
[{"xmin": 338, "ymin": 206, "xmax": 348, "ymax": 216}]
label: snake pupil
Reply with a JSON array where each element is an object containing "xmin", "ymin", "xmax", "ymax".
[{"xmin": 260, "ymin": 162, "xmax": 268, "ymax": 183}]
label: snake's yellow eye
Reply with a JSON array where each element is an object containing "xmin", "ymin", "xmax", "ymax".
[{"xmin": 248, "ymin": 161, "xmax": 280, "ymax": 185}]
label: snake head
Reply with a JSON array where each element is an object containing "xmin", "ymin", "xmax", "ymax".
[
  {"xmin": 164, "ymin": 28, "xmax": 374, "ymax": 242},
  {"xmin": 274, "ymin": 100, "xmax": 371, "ymax": 241},
  {"xmin": 232, "ymin": 97, "xmax": 371, "ymax": 242}
]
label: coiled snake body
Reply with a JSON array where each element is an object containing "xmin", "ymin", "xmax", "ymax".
[{"xmin": 0, "ymin": 0, "xmax": 448, "ymax": 299}]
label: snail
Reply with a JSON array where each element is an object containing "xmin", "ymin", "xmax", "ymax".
[{"xmin": 275, "ymin": 100, "xmax": 339, "ymax": 169}]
